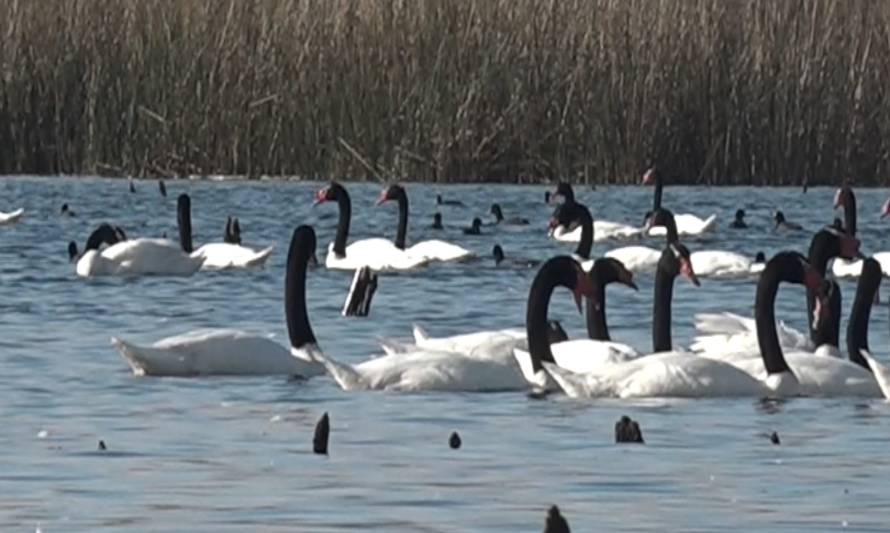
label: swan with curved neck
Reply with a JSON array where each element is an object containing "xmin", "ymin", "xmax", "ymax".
[
  {"xmin": 313, "ymin": 181, "xmax": 429, "ymax": 271},
  {"xmin": 806, "ymin": 227, "xmax": 859, "ymax": 347},
  {"xmin": 111, "ymin": 225, "xmax": 325, "ymax": 377},
  {"xmin": 642, "ymin": 167, "xmax": 717, "ymax": 236},
  {"xmin": 377, "ymin": 184, "xmax": 474, "ymax": 263},
  {"xmin": 548, "ymin": 183, "xmax": 643, "ymax": 242},
  {"xmin": 846, "ymin": 257, "xmax": 881, "ymax": 371},
  {"xmin": 310, "ymin": 256, "xmax": 595, "ymax": 392},
  {"xmin": 179, "ymin": 194, "xmax": 274, "ymax": 270},
  {"xmin": 72, "ymin": 199, "xmax": 204, "ymax": 277}
]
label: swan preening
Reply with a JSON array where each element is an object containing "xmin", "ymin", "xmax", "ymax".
[
  {"xmin": 70, "ymin": 193, "xmax": 271, "ymax": 276},
  {"xmin": 112, "ymin": 225, "xmax": 324, "ymax": 377}
]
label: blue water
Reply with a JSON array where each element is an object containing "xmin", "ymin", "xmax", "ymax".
[{"xmin": 1, "ymin": 176, "xmax": 890, "ymax": 532}]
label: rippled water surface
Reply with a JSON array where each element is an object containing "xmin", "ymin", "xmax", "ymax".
[{"xmin": 2, "ymin": 176, "xmax": 890, "ymax": 532}]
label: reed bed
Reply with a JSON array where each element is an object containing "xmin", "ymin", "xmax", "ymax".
[{"xmin": 0, "ymin": 0, "xmax": 888, "ymax": 184}]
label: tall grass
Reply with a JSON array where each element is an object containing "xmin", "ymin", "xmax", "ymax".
[{"xmin": 0, "ymin": 0, "xmax": 888, "ymax": 184}]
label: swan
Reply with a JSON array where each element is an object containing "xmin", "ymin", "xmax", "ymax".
[
  {"xmin": 0, "ymin": 207, "xmax": 24, "ymax": 225},
  {"xmin": 313, "ymin": 181, "xmax": 430, "ymax": 271},
  {"xmin": 309, "ymin": 256, "xmax": 597, "ymax": 392},
  {"xmin": 697, "ymin": 252, "xmax": 880, "ymax": 397},
  {"xmin": 831, "ymin": 186, "xmax": 890, "ymax": 277},
  {"xmin": 533, "ymin": 244, "xmax": 770, "ymax": 398},
  {"xmin": 72, "ymin": 207, "xmax": 204, "ymax": 277},
  {"xmin": 548, "ymin": 183, "xmax": 643, "ymax": 242},
  {"xmin": 178, "ymin": 194, "xmax": 273, "ymax": 270},
  {"xmin": 642, "ymin": 167, "xmax": 717, "ymax": 236},
  {"xmin": 690, "ymin": 227, "xmax": 859, "ymax": 357},
  {"xmin": 378, "ymin": 184, "xmax": 474, "ymax": 263},
  {"xmin": 111, "ymin": 225, "xmax": 326, "ymax": 377},
  {"xmin": 402, "ymin": 257, "xmax": 637, "ymax": 367}
]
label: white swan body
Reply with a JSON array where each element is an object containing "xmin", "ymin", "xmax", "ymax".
[
  {"xmin": 312, "ymin": 349, "xmax": 528, "ymax": 392},
  {"xmin": 647, "ymin": 213, "xmax": 717, "ymax": 237},
  {"xmin": 407, "ymin": 239, "xmax": 474, "ymax": 262},
  {"xmin": 112, "ymin": 328, "xmax": 323, "ymax": 377},
  {"xmin": 324, "ymin": 239, "xmax": 430, "ymax": 271},
  {"xmin": 604, "ymin": 246, "xmax": 661, "ymax": 272},
  {"xmin": 410, "ymin": 324, "xmax": 526, "ymax": 354},
  {"xmin": 690, "ymin": 312, "xmax": 833, "ymax": 358},
  {"xmin": 77, "ymin": 238, "xmax": 204, "ymax": 277},
  {"xmin": 543, "ymin": 351, "xmax": 767, "ymax": 398},
  {"xmin": 690, "ymin": 250, "xmax": 757, "ymax": 277},
  {"xmin": 552, "ymin": 220, "xmax": 643, "ymax": 242},
  {"xmin": 192, "ymin": 242, "xmax": 273, "ymax": 270},
  {"xmin": 513, "ymin": 339, "xmax": 640, "ymax": 381},
  {"xmin": 831, "ymin": 252, "xmax": 890, "ymax": 278},
  {"xmin": 0, "ymin": 208, "xmax": 24, "ymax": 225}
]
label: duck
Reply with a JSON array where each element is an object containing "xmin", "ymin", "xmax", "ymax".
[
  {"xmin": 111, "ymin": 225, "xmax": 326, "ymax": 377},
  {"xmin": 436, "ymin": 194, "xmax": 464, "ymax": 207},
  {"xmin": 642, "ymin": 167, "xmax": 717, "ymax": 236},
  {"xmin": 697, "ymin": 252, "xmax": 880, "ymax": 397},
  {"xmin": 492, "ymin": 244, "xmax": 539, "ymax": 268},
  {"xmin": 490, "ymin": 203, "xmax": 529, "ymax": 226},
  {"xmin": 774, "ymin": 210, "xmax": 802, "ymax": 231},
  {"xmin": 378, "ymin": 184, "xmax": 475, "ymax": 262},
  {"xmin": 431, "ymin": 212, "xmax": 444, "ymax": 230},
  {"xmin": 60, "ymin": 203, "xmax": 76, "ymax": 217},
  {"xmin": 536, "ymin": 244, "xmax": 770, "ymax": 398},
  {"xmin": 71, "ymin": 204, "xmax": 205, "ymax": 277},
  {"xmin": 313, "ymin": 181, "xmax": 430, "ymax": 271},
  {"xmin": 729, "ymin": 209, "xmax": 747, "ymax": 229},
  {"xmin": 463, "ymin": 217, "xmax": 483, "ymax": 235},
  {"xmin": 310, "ymin": 256, "xmax": 596, "ymax": 392},
  {"xmin": 0, "ymin": 207, "xmax": 24, "ymax": 225},
  {"xmin": 180, "ymin": 195, "xmax": 274, "ymax": 270},
  {"xmin": 690, "ymin": 227, "xmax": 859, "ymax": 358}
]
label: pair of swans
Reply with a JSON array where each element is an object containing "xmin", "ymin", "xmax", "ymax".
[
  {"xmin": 313, "ymin": 182, "xmax": 473, "ymax": 271},
  {"xmin": 71, "ymin": 194, "xmax": 272, "ymax": 276},
  {"xmin": 550, "ymin": 168, "xmax": 717, "ymax": 243}
]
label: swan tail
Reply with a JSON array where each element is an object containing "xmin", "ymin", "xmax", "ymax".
[
  {"xmin": 245, "ymin": 246, "xmax": 274, "ymax": 267},
  {"xmin": 306, "ymin": 351, "xmax": 367, "ymax": 391},
  {"xmin": 111, "ymin": 337, "xmax": 176, "ymax": 376},
  {"xmin": 861, "ymin": 350, "xmax": 890, "ymax": 400},
  {"xmin": 412, "ymin": 323, "xmax": 430, "ymax": 344},
  {"xmin": 542, "ymin": 362, "xmax": 597, "ymax": 398},
  {"xmin": 701, "ymin": 214, "xmax": 718, "ymax": 232},
  {"xmin": 694, "ymin": 312, "xmax": 752, "ymax": 335}
]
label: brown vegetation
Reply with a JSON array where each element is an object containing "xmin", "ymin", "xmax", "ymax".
[{"xmin": 0, "ymin": 0, "xmax": 888, "ymax": 184}]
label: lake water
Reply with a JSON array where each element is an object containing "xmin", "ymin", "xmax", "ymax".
[{"xmin": 1, "ymin": 176, "xmax": 890, "ymax": 532}]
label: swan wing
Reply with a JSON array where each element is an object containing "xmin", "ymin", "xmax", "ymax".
[
  {"xmin": 193, "ymin": 243, "xmax": 273, "ymax": 269},
  {"xmin": 408, "ymin": 240, "xmax": 474, "ymax": 262},
  {"xmin": 604, "ymin": 246, "xmax": 661, "ymax": 272}
]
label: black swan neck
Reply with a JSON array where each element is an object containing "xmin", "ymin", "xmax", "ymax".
[
  {"xmin": 332, "ymin": 185, "xmax": 351, "ymax": 257},
  {"xmin": 575, "ymin": 204, "xmax": 593, "ymax": 259},
  {"xmin": 285, "ymin": 226, "xmax": 317, "ymax": 348},
  {"xmin": 586, "ymin": 274, "xmax": 609, "ymax": 341},
  {"xmin": 846, "ymin": 258, "xmax": 881, "ymax": 370},
  {"xmin": 652, "ymin": 173, "xmax": 663, "ymax": 211},
  {"xmin": 395, "ymin": 190, "xmax": 408, "ymax": 250},
  {"xmin": 843, "ymin": 188, "xmax": 857, "ymax": 236},
  {"xmin": 527, "ymin": 258, "xmax": 577, "ymax": 372},
  {"xmin": 652, "ymin": 249, "xmax": 675, "ymax": 352},
  {"xmin": 806, "ymin": 230, "xmax": 840, "ymax": 343},
  {"xmin": 755, "ymin": 255, "xmax": 797, "ymax": 375},
  {"xmin": 177, "ymin": 194, "xmax": 193, "ymax": 253}
]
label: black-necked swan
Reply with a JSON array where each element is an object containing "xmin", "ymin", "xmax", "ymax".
[
  {"xmin": 313, "ymin": 181, "xmax": 430, "ymax": 271},
  {"xmin": 111, "ymin": 225, "xmax": 325, "ymax": 377},
  {"xmin": 178, "ymin": 194, "xmax": 273, "ymax": 270},
  {"xmin": 773, "ymin": 211, "xmax": 803, "ymax": 231},
  {"xmin": 690, "ymin": 228, "xmax": 859, "ymax": 358},
  {"xmin": 831, "ymin": 185, "xmax": 890, "ymax": 277},
  {"xmin": 698, "ymin": 252, "xmax": 881, "ymax": 397},
  {"xmin": 729, "ymin": 209, "xmax": 747, "ymax": 229},
  {"xmin": 309, "ymin": 256, "xmax": 596, "ymax": 392},
  {"xmin": 548, "ymin": 183, "xmax": 643, "ymax": 242},
  {"xmin": 72, "ymin": 204, "xmax": 204, "ymax": 277},
  {"xmin": 856, "ymin": 258, "xmax": 890, "ymax": 398},
  {"xmin": 642, "ymin": 167, "xmax": 717, "ymax": 236},
  {"xmin": 490, "ymin": 203, "xmax": 529, "ymax": 226},
  {"xmin": 536, "ymin": 244, "xmax": 770, "ymax": 398},
  {"xmin": 378, "ymin": 184, "xmax": 474, "ymax": 262}
]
